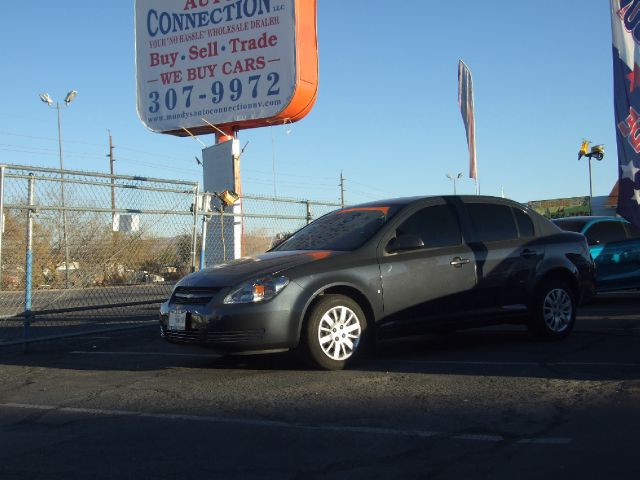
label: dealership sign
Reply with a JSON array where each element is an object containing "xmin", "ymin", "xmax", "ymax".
[{"xmin": 135, "ymin": 0, "xmax": 318, "ymax": 136}]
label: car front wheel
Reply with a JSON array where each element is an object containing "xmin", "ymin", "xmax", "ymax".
[
  {"xmin": 528, "ymin": 280, "xmax": 576, "ymax": 340},
  {"xmin": 304, "ymin": 294, "xmax": 367, "ymax": 370}
]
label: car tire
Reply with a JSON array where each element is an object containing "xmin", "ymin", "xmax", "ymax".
[
  {"xmin": 527, "ymin": 280, "xmax": 576, "ymax": 341},
  {"xmin": 304, "ymin": 294, "xmax": 368, "ymax": 370}
]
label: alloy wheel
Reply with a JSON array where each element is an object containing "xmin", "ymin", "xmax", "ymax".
[
  {"xmin": 543, "ymin": 288, "xmax": 573, "ymax": 333},
  {"xmin": 317, "ymin": 305, "xmax": 362, "ymax": 361}
]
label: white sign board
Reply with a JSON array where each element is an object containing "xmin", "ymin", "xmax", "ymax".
[
  {"xmin": 203, "ymin": 139, "xmax": 239, "ymax": 195},
  {"xmin": 135, "ymin": 0, "xmax": 297, "ymax": 133},
  {"xmin": 202, "ymin": 140, "xmax": 243, "ymax": 265}
]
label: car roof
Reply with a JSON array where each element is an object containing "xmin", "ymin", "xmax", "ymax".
[
  {"xmin": 555, "ymin": 215, "xmax": 628, "ymax": 223},
  {"xmin": 344, "ymin": 195, "xmax": 525, "ymax": 209},
  {"xmin": 347, "ymin": 196, "xmax": 430, "ymax": 208}
]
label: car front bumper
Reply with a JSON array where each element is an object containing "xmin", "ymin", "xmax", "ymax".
[{"xmin": 159, "ymin": 282, "xmax": 305, "ymax": 353}]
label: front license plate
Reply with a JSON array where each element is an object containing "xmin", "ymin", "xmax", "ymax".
[{"xmin": 168, "ymin": 312, "xmax": 186, "ymax": 331}]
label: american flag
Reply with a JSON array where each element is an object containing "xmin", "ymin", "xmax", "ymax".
[
  {"xmin": 611, "ymin": 0, "xmax": 640, "ymax": 228},
  {"xmin": 458, "ymin": 60, "xmax": 477, "ymax": 186}
]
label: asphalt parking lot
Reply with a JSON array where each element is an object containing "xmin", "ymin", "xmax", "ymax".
[{"xmin": 0, "ymin": 293, "xmax": 639, "ymax": 479}]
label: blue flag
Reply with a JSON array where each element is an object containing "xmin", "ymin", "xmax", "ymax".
[{"xmin": 611, "ymin": 1, "xmax": 640, "ymax": 228}]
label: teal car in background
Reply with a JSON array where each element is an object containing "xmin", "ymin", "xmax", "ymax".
[{"xmin": 553, "ymin": 216, "xmax": 640, "ymax": 292}]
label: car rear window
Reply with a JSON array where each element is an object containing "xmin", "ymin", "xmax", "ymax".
[{"xmin": 553, "ymin": 219, "xmax": 587, "ymax": 233}]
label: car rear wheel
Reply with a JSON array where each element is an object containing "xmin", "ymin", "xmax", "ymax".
[
  {"xmin": 528, "ymin": 280, "xmax": 576, "ymax": 340},
  {"xmin": 304, "ymin": 295, "xmax": 367, "ymax": 370}
]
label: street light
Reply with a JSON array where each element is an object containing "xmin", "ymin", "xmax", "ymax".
[
  {"xmin": 578, "ymin": 140, "xmax": 605, "ymax": 213},
  {"xmin": 39, "ymin": 89, "xmax": 78, "ymax": 288},
  {"xmin": 446, "ymin": 172, "xmax": 463, "ymax": 194}
]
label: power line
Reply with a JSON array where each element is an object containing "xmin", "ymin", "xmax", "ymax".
[
  {"xmin": 346, "ymin": 178, "xmax": 403, "ymax": 197},
  {"xmin": 242, "ymin": 176, "xmax": 338, "ymax": 190},
  {"xmin": 0, "ymin": 130, "xmax": 339, "ymax": 183},
  {"xmin": 0, "ymin": 143, "xmax": 202, "ymax": 174},
  {"xmin": 0, "ymin": 130, "xmax": 104, "ymax": 148},
  {"xmin": 246, "ymin": 168, "xmax": 334, "ymax": 181},
  {"xmin": 1, "ymin": 130, "xmax": 360, "ymax": 201},
  {"xmin": 0, "ymin": 129, "xmax": 200, "ymax": 164}
]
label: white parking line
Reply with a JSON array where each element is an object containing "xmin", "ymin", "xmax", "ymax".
[{"xmin": 0, "ymin": 402, "xmax": 571, "ymax": 446}]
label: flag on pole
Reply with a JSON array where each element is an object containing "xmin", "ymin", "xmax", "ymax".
[
  {"xmin": 458, "ymin": 60, "xmax": 478, "ymax": 187},
  {"xmin": 610, "ymin": 0, "xmax": 640, "ymax": 228}
]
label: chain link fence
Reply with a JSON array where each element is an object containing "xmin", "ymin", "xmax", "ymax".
[
  {"xmin": 0, "ymin": 164, "xmax": 340, "ymax": 346},
  {"xmin": 200, "ymin": 194, "xmax": 340, "ymax": 267}
]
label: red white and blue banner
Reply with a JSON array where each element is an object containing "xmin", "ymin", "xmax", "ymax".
[
  {"xmin": 458, "ymin": 60, "xmax": 477, "ymax": 186},
  {"xmin": 611, "ymin": 0, "xmax": 640, "ymax": 227}
]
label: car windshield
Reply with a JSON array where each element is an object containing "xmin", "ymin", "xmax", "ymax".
[
  {"xmin": 553, "ymin": 219, "xmax": 588, "ymax": 233},
  {"xmin": 274, "ymin": 206, "xmax": 400, "ymax": 251}
]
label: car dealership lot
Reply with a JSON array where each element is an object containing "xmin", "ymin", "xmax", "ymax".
[{"xmin": 0, "ymin": 293, "xmax": 639, "ymax": 479}]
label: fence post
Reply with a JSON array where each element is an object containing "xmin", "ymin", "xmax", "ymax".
[
  {"xmin": 24, "ymin": 174, "xmax": 36, "ymax": 349},
  {"xmin": 0, "ymin": 165, "xmax": 5, "ymax": 290},
  {"xmin": 305, "ymin": 200, "xmax": 312, "ymax": 225},
  {"xmin": 190, "ymin": 184, "xmax": 200, "ymax": 272},
  {"xmin": 199, "ymin": 193, "xmax": 210, "ymax": 270}
]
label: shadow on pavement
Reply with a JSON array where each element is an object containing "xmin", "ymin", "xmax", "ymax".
[{"xmin": 0, "ymin": 317, "xmax": 638, "ymax": 382}]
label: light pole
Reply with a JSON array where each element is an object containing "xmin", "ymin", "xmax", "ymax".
[
  {"xmin": 39, "ymin": 90, "xmax": 78, "ymax": 288},
  {"xmin": 578, "ymin": 140, "xmax": 605, "ymax": 213},
  {"xmin": 446, "ymin": 172, "xmax": 463, "ymax": 195}
]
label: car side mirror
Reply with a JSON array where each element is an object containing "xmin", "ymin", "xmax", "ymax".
[{"xmin": 387, "ymin": 234, "xmax": 424, "ymax": 253}]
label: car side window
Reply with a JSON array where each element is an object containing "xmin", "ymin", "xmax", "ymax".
[
  {"xmin": 396, "ymin": 204, "xmax": 461, "ymax": 248},
  {"xmin": 585, "ymin": 221, "xmax": 627, "ymax": 246},
  {"xmin": 513, "ymin": 208, "xmax": 535, "ymax": 238},
  {"xmin": 624, "ymin": 221, "xmax": 640, "ymax": 239},
  {"xmin": 466, "ymin": 203, "xmax": 518, "ymax": 242}
]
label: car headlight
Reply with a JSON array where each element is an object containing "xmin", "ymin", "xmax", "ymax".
[{"xmin": 223, "ymin": 276, "xmax": 289, "ymax": 304}]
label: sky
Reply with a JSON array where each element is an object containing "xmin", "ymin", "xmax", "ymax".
[{"xmin": 0, "ymin": 0, "xmax": 617, "ymax": 205}]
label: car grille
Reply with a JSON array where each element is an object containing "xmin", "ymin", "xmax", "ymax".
[
  {"xmin": 164, "ymin": 329, "xmax": 265, "ymax": 344},
  {"xmin": 171, "ymin": 286, "xmax": 224, "ymax": 305}
]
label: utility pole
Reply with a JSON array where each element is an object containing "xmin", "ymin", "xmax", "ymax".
[
  {"xmin": 339, "ymin": 171, "xmax": 345, "ymax": 208},
  {"xmin": 107, "ymin": 130, "xmax": 116, "ymax": 225}
]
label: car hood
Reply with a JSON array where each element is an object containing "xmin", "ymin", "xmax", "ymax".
[{"xmin": 176, "ymin": 250, "xmax": 342, "ymax": 287}]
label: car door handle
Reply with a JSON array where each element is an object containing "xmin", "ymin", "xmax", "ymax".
[
  {"xmin": 520, "ymin": 249, "xmax": 537, "ymax": 259},
  {"xmin": 450, "ymin": 257, "xmax": 470, "ymax": 268}
]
